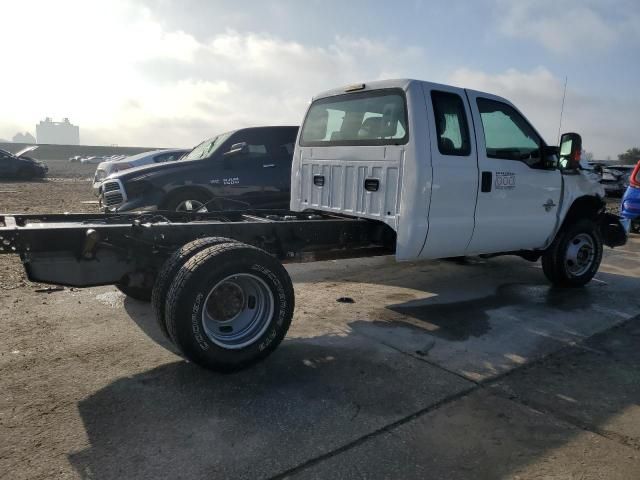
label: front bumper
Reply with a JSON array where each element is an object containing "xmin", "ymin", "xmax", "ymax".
[
  {"xmin": 599, "ymin": 212, "xmax": 629, "ymax": 247},
  {"xmin": 99, "ymin": 179, "xmax": 162, "ymax": 212}
]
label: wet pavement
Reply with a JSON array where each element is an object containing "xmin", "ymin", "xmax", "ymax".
[{"xmin": 1, "ymin": 236, "xmax": 639, "ymax": 479}]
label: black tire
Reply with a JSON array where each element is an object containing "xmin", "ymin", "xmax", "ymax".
[
  {"xmin": 151, "ymin": 237, "xmax": 237, "ymax": 340},
  {"xmin": 165, "ymin": 242, "xmax": 294, "ymax": 372},
  {"xmin": 164, "ymin": 190, "xmax": 211, "ymax": 212},
  {"xmin": 632, "ymin": 221, "xmax": 640, "ymax": 234},
  {"xmin": 542, "ymin": 219, "xmax": 603, "ymax": 287},
  {"xmin": 116, "ymin": 283, "xmax": 153, "ymax": 302}
]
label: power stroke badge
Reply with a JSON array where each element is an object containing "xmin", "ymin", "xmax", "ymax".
[{"xmin": 495, "ymin": 171, "xmax": 516, "ymax": 190}]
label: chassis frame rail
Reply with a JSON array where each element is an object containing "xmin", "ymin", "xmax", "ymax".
[{"xmin": 0, "ymin": 210, "xmax": 395, "ymax": 287}]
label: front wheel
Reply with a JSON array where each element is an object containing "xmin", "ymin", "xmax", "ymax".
[
  {"xmin": 164, "ymin": 242, "xmax": 294, "ymax": 371},
  {"xmin": 542, "ymin": 219, "xmax": 603, "ymax": 287},
  {"xmin": 164, "ymin": 190, "xmax": 211, "ymax": 212}
]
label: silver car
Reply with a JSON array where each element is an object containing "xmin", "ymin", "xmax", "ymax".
[{"xmin": 93, "ymin": 148, "xmax": 189, "ymax": 196}]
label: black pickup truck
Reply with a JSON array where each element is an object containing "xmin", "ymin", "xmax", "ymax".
[{"xmin": 100, "ymin": 126, "xmax": 298, "ymax": 212}]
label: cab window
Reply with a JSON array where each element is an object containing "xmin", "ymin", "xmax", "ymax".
[
  {"xmin": 477, "ymin": 98, "xmax": 542, "ymax": 166},
  {"xmin": 300, "ymin": 89, "xmax": 408, "ymax": 146},
  {"xmin": 431, "ymin": 91, "xmax": 471, "ymax": 156}
]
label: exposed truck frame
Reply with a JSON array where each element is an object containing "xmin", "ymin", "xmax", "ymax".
[
  {"xmin": 0, "ymin": 210, "xmax": 395, "ymax": 286},
  {"xmin": 0, "ymin": 210, "xmax": 399, "ymax": 371}
]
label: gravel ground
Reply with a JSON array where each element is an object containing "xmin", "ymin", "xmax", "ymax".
[
  {"xmin": 42, "ymin": 159, "xmax": 99, "ymax": 180},
  {"xmin": 0, "ymin": 179, "xmax": 98, "ymax": 290}
]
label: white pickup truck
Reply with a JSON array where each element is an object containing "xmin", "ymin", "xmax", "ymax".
[
  {"xmin": 0, "ymin": 78, "xmax": 628, "ymax": 372},
  {"xmin": 291, "ymin": 78, "xmax": 627, "ymax": 287}
]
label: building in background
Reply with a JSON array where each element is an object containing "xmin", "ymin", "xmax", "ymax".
[
  {"xmin": 36, "ymin": 118, "xmax": 80, "ymax": 145},
  {"xmin": 12, "ymin": 131, "xmax": 36, "ymax": 143}
]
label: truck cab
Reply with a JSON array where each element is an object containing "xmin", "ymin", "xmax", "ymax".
[{"xmin": 291, "ymin": 79, "xmax": 625, "ymax": 286}]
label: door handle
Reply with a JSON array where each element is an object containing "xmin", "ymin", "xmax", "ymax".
[
  {"xmin": 263, "ymin": 164, "xmax": 275, "ymax": 168},
  {"xmin": 543, "ymin": 199, "xmax": 557, "ymax": 211},
  {"xmin": 481, "ymin": 171, "xmax": 492, "ymax": 192}
]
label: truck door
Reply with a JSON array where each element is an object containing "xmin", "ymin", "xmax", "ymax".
[
  {"xmin": 465, "ymin": 90, "xmax": 562, "ymax": 254},
  {"xmin": 419, "ymin": 85, "xmax": 478, "ymax": 258},
  {"xmin": 220, "ymin": 129, "xmax": 287, "ymax": 209},
  {"xmin": 264, "ymin": 128, "xmax": 296, "ymax": 209}
]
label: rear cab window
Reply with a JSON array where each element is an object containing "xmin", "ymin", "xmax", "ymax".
[{"xmin": 300, "ymin": 89, "xmax": 408, "ymax": 146}]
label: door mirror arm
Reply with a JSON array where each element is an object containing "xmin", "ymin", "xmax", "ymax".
[{"xmin": 540, "ymin": 145, "xmax": 559, "ymax": 170}]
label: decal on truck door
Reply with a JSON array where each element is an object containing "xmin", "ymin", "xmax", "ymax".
[{"xmin": 495, "ymin": 171, "xmax": 516, "ymax": 190}]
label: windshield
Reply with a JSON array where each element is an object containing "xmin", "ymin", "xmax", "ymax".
[
  {"xmin": 183, "ymin": 131, "xmax": 234, "ymax": 160},
  {"xmin": 300, "ymin": 89, "xmax": 408, "ymax": 146}
]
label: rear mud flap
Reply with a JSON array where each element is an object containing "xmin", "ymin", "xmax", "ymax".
[{"xmin": 599, "ymin": 213, "xmax": 628, "ymax": 248}]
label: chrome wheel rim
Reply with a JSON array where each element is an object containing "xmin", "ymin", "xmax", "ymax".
[
  {"xmin": 175, "ymin": 199, "xmax": 208, "ymax": 212},
  {"xmin": 202, "ymin": 273, "xmax": 274, "ymax": 349},
  {"xmin": 565, "ymin": 233, "xmax": 596, "ymax": 277}
]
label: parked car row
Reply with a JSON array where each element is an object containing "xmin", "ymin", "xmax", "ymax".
[
  {"xmin": 586, "ymin": 161, "xmax": 635, "ymax": 197},
  {"xmin": 68, "ymin": 154, "xmax": 126, "ymax": 164},
  {"xmin": 93, "ymin": 148, "xmax": 189, "ymax": 195},
  {"xmin": 0, "ymin": 146, "xmax": 48, "ymax": 179},
  {"xmin": 598, "ymin": 164, "xmax": 636, "ymax": 197}
]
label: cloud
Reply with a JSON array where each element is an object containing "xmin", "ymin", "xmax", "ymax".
[
  {"xmin": 1, "ymin": 0, "xmax": 636, "ymax": 158},
  {"xmin": 450, "ymin": 66, "xmax": 640, "ymax": 158},
  {"xmin": 0, "ymin": 0, "xmax": 425, "ymax": 147},
  {"xmin": 496, "ymin": 0, "xmax": 640, "ymax": 54}
]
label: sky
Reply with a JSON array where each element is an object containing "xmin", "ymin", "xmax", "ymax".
[{"xmin": 1, "ymin": 0, "xmax": 638, "ymax": 159}]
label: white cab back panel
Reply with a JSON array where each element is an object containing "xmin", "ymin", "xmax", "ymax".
[
  {"xmin": 295, "ymin": 146, "xmax": 403, "ymax": 230},
  {"xmin": 291, "ymin": 79, "xmax": 434, "ymax": 261}
]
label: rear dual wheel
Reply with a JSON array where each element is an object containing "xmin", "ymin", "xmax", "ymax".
[
  {"xmin": 157, "ymin": 240, "xmax": 295, "ymax": 371},
  {"xmin": 151, "ymin": 237, "xmax": 237, "ymax": 338}
]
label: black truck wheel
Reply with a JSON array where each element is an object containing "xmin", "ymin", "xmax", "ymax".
[
  {"xmin": 165, "ymin": 242, "xmax": 294, "ymax": 372},
  {"xmin": 542, "ymin": 219, "xmax": 603, "ymax": 287},
  {"xmin": 152, "ymin": 237, "xmax": 237, "ymax": 339},
  {"xmin": 164, "ymin": 190, "xmax": 211, "ymax": 212}
]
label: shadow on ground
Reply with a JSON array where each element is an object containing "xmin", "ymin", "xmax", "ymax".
[{"xmin": 69, "ymin": 256, "xmax": 640, "ymax": 479}]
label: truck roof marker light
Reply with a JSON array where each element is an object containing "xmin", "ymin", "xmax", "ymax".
[{"xmin": 345, "ymin": 83, "xmax": 366, "ymax": 92}]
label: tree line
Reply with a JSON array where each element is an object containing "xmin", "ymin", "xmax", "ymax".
[{"xmin": 618, "ymin": 147, "xmax": 640, "ymax": 165}]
